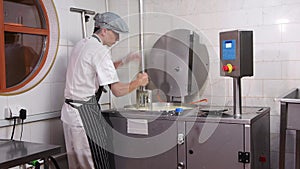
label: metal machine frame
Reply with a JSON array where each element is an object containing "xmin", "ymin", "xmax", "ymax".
[{"xmin": 103, "ymin": 107, "xmax": 270, "ymax": 169}]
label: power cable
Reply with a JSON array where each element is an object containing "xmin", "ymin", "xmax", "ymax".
[{"xmin": 10, "ymin": 118, "xmax": 17, "ymax": 140}]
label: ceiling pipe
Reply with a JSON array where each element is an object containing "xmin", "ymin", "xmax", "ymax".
[{"xmin": 70, "ymin": 7, "xmax": 95, "ymax": 38}]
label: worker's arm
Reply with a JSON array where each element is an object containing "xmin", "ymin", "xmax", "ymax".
[
  {"xmin": 113, "ymin": 52, "xmax": 140, "ymax": 69},
  {"xmin": 110, "ymin": 72, "xmax": 148, "ymax": 97},
  {"xmin": 113, "ymin": 60, "xmax": 122, "ymax": 68}
]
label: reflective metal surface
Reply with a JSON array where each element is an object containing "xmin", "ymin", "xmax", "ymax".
[
  {"xmin": 124, "ymin": 102, "xmax": 197, "ymax": 111},
  {"xmin": 279, "ymin": 88, "xmax": 300, "ymax": 169},
  {"xmin": 146, "ymin": 29, "xmax": 209, "ymax": 99},
  {"xmin": 136, "ymin": 88, "xmax": 152, "ymax": 108},
  {"xmin": 0, "ymin": 139, "xmax": 60, "ymax": 169},
  {"xmin": 102, "ymin": 107, "xmax": 270, "ymax": 169}
]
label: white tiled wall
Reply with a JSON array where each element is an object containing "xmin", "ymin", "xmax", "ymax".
[
  {"xmin": 137, "ymin": 0, "xmax": 300, "ymax": 169},
  {"xmin": 1, "ymin": 0, "xmax": 299, "ymax": 168},
  {"xmin": 0, "ymin": 118, "xmax": 63, "ymax": 144}
]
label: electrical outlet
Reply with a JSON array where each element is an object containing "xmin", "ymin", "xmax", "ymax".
[
  {"xmin": 4, "ymin": 106, "xmax": 26, "ymax": 119},
  {"xmin": 4, "ymin": 107, "xmax": 12, "ymax": 119},
  {"xmin": 11, "ymin": 106, "xmax": 23, "ymax": 118}
]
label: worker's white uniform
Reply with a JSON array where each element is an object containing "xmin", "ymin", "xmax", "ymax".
[{"xmin": 61, "ymin": 35, "xmax": 119, "ymax": 169}]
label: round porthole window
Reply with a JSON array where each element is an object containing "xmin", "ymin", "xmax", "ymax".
[{"xmin": 0, "ymin": 0, "xmax": 59, "ymax": 95}]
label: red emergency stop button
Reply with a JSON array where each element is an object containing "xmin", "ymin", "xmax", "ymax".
[
  {"xmin": 222, "ymin": 64, "xmax": 235, "ymax": 73},
  {"xmin": 259, "ymin": 155, "xmax": 266, "ymax": 163},
  {"xmin": 223, "ymin": 65, "xmax": 229, "ymax": 71}
]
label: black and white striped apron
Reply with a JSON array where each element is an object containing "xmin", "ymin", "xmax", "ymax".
[{"xmin": 65, "ymin": 96, "xmax": 113, "ymax": 169}]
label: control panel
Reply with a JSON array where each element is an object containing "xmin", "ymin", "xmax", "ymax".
[{"xmin": 220, "ymin": 30, "xmax": 253, "ymax": 77}]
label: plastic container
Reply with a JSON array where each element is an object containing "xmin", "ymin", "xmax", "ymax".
[{"xmin": 175, "ymin": 107, "xmax": 183, "ymax": 115}]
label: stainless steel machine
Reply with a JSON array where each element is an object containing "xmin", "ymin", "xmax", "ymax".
[
  {"xmin": 146, "ymin": 29, "xmax": 209, "ymax": 103},
  {"xmin": 102, "ymin": 30, "xmax": 270, "ymax": 169},
  {"xmin": 103, "ymin": 106, "xmax": 269, "ymax": 169},
  {"xmin": 220, "ymin": 30, "xmax": 253, "ymax": 117}
]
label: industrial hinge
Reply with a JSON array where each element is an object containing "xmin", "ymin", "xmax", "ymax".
[
  {"xmin": 177, "ymin": 133, "xmax": 184, "ymax": 145},
  {"xmin": 238, "ymin": 151, "xmax": 250, "ymax": 163}
]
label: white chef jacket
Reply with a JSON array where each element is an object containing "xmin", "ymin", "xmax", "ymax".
[{"xmin": 61, "ymin": 35, "xmax": 119, "ymax": 127}]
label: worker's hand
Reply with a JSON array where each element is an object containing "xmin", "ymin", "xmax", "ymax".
[
  {"xmin": 121, "ymin": 52, "xmax": 140, "ymax": 65},
  {"xmin": 136, "ymin": 72, "xmax": 149, "ymax": 87}
]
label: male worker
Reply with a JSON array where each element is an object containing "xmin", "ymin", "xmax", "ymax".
[{"xmin": 61, "ymin": 12, "xmax": 149, "ymax": 169}]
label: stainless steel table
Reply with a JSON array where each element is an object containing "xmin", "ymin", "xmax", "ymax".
[
  {"xmin": 279, "ymin": 88, "xmax": 300, "ymax": 169},
  {"xmin": 0, "ymin": 139, "xmax": 61, "ymax": 169}
]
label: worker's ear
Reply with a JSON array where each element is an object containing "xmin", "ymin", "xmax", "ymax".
[{"xmin": 101, "ymin": 28, "xmax": 108, "ymax": 35}]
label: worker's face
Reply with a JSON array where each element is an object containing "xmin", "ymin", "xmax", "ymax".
[{"xmin": 105, "ymin": 29, "xmax": 119, "ymax": 47}]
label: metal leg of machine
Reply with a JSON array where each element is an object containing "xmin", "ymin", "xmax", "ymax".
[
  {"xmin": 297, "ymin": 131, "xmax": 300, "ymax": 169},
  {"xmin": 279, "ymin": 101, "xmax": 287, "ymax": 169}
]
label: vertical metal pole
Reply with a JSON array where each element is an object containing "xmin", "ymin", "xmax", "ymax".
[
  {"xmin": 70, "ymin": 8, "xmax": 95, "ymax": 38},
  {"xmin": 233, "ymin": 77, "xmax": 242, "ymax": 118},
  {"xmin": 104, "ymin": 0, "xmax": 111, "ymax": 108},
  {"xmin": 279, "ymin": 102, "xmax": 287, "ymax": 169},
  {"xmin": 136, "ymin": 0, "xmax": 151, "ymax": 108},
  {"xmin": 105, "ymin": 0, "xmax": 109, "ymax": 12},
  {"xmin": 139, "ymin": 0, "xmax": 145, "ymax": 74},
  {"xmin": 81, "ymin": 11, "xmax": 87, "ymax": 38}
]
